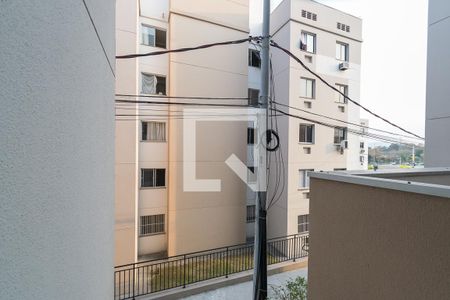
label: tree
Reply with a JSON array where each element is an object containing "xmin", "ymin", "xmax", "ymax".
[{"xmin": 270, "ymin": 276, "xmax": 307, "ymax": 300}]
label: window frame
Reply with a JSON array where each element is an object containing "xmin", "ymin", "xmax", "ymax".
[
  {"xmin": 299, "ymin": 124, "xmax": 315, "ymax": 144},
  {"xmin": 248, "ymin": 166, "xmax": 257, "ymax": 183},
  {"xmin": 248, "ymin": 88, "xmax": 260, "ymax": 107},
  {"xmin": 141, "ymin": 24, "xmax": 167, "ymax": 48},
  {"xmin": 300, "ymin": 77, "xmax": 315, "ymax": 99},
  {"xmin": 298, "ymin": 169, "xmax": 314, "ymax": 189},
  {"xmin": 336, "ymin": 41, "xmax": 349, "ymax": 62},
  {"xmin": 246, "ymin": 205, "xmax": 256, "ymax": 223},
  {"xmin": 300, "ymin": 31, "xmax": 316, "ymax": 54},
  {"xmin": 141, "ymin": 121, "xmax": 167, "ymax": 142},
  {"xmin": 141, "ymin": 168, "xmax": 166, "ymax": 188},
  {"xmin": 334, "ymin": 127, "xmax": 348, "ymax": 144},
  {"xmin": 140, "ymin": 214, "xmax": 165, "ymax": 236},
  {"xmin": 335, "ymin": 84, "xmax": 348, "ymax": 104},
  {"xmin": 298, "ymin": 214, "xmax": 309, "ymax": 234},
  {"xmin": 248, "ymin": 49, "xmax": 261, "ymax": 68},
  {"xmin": 141, "ymin": 73, "xmax": 167, "ymax": 95}
]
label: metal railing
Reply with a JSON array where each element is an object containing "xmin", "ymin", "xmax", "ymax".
[{"xmin": 114, "ymin": 233, "xmax": 308, "ymax": 299}]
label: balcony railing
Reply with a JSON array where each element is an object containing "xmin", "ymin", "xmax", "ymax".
[{"xmin": 114, "ymin": 233, "xmax": 309, "ymax": 299}]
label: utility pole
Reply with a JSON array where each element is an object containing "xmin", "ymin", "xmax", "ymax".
[{"xmin": 253, "ymin": 0, "xmax": 270, "ymax": 299}]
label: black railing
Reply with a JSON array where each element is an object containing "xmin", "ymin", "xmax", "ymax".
[{"xmin": 114, "ymin": 234, "xmax": 308, "ymax": 299}]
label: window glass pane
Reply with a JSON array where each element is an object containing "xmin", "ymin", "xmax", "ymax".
[
  {"xmin": 155, "ymin": 169, "xmax": 165, "ymax": 187},
  {"xmin": 156, "ymin": 76, "xmax": 166, "ymax": 95},
  {"xmin": 141, "ymin": 169, "xmax": 154, "ymax": 187},
  {"xmin": 248, "ymin": 88, "xmax": 259, "ymax": 106},
  {"xmin": 142, "ymin": 26, "xmax": 155, "ymax": 46},
  {"xmin": 142, "ymin": 122, "xmax": 148, "ymax": 141},
  {"xmin": 300, "ymin": 78, "xmax": 314, "ymax": 98},
  {"xmin": 155, "ymin": 29, "xmax": 166, "ymax": 48}
]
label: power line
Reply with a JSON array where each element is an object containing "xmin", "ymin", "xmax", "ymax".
[
  {"xmin": 273, "ymin": 108, "xmax": 419, "ymax": 146},
  {"xmin": 115, "ymin": 99, "xmax": 251, "ymax": 108},
  {"xmin": 116, "ymin": 36, "xmax": 261, "ymax": 59},
  {"xmin": 116, "ymin": 94, "xmax": 249, "ymax": 100},
  {"xmin": 271, "ymin": 101, "xmax": 424, "ymax": 141},
  {"xmin": 82, "ymin": 0, "xmax": 115, "ymax": 77},
  {"xmin": 269, "ymin": 40, "xmax": 424, "ymax": 140}
]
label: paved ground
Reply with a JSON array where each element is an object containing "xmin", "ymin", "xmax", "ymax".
[{"xmin": 184, "ymin": 267, "xmax": 308, "ymax": 300}]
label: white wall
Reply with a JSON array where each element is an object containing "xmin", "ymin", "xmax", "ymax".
[
  {"xmin": 425, "ymin": 0, "xmax": 450, "ymax": 167},
  {"xmin": 0, "ymin": 1, "xmax": 115, "ymax": 299}
]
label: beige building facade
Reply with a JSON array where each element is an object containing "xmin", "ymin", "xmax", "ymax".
[
  {"xmin": 115, "ymin": 0, "xmax": 368, "ymax": 265},
  {"xmin": 115, "ymin": 0, "xmax": 250, "ymax": 265},
  {"xmin": 266, "ymin": 0, "xmax": 366, "ymax": 239}
]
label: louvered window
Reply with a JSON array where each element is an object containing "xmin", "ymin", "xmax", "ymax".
[{"xmin": 140, "ymin": 215, "xmax": 165, "ymax": 236}]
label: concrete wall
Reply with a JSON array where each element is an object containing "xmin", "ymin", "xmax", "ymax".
[
  {"xmin": 168, "ymin": 3, "xmax": 249, "ymax": 254},
  {"xmin": 425, "ymin": 0, "xmax": 450, "ymax": 167},
  {"xmin": 0, "ymin": 0, "xmax": 115, "ymax": 299},
  {"xmin": 115, "ymin": 0, "xmax": 139, "ymax": 266},
  {"xmin": 308, "ymin": 178, "xmax": 450, "ymax": 300}
]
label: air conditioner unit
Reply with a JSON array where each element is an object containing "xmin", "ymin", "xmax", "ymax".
[{"xmin": 339, "ymin": 62, "xmax": 349, "ymax": 71}]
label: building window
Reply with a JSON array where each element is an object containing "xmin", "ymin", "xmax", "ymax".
[
  {"xmin": 141, "ymin": 73, "xmax": 166, "ymax": 95},
  {"xmin": 299, "ymin": 124, "xmax": 314, "ymax": 143},
  {"xmin": 299, "ymin": 169, "xmax": 314, "ymax": 189},
  {"xmin": 335, "ymin": 84, "xmax": 348, "ymax": 103},
  {"xmin": 246, "ymin": 205, "xmax": 256, "ymax": 223},
  {"xmin": 300, "ymin": 32, "xmax": 316, "ymax": 53},
  {"xmin": 140, "ymin": 214, "xmax": 165, "ymax": 236},
  {"xmin": 300, "ymin": 78, "xmax": 315, "ymax": 99},
  {"xmin": 248, "ymin": 49, "xmax": 261, "ymax": 68},
  {"xmin": 298, "ymin": 214, "xmax": 309, "ymax": 233},
  {"xmin": 360, "ymin": 142, "xmax": 365, "ymax": 149},
  {"xmin": 336, "ymin": 42, "xmax": 349, "ymax": 61},
  {"xmin": 142, "ymin": 122, "xmax": 166, "ymax": 142},
  {"xmin": 248, "ymin": 88, "xmax": 260, "ymax": 106},
  {"xmin": 141, "ymin": 25, "xmax": 166, "ymax": 48},
  {"xmin": 248, "ymin": 166, "xmax": 257, "ymax": 183},
  {"xmin": 248, "ymin": 127, "xmax": 256, "ymax": 145},
  {"xmin": 334, "ymin": 127, "xmax": 348, "ymax": 144},
  {"xmin": 141, "ymin": 168, "xmax": 166, "ymax": 188}
]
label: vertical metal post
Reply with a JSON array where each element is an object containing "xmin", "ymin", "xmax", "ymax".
[
  {"xmin": 293, "ymin": 235, "xmax": 297, "ymax": 262},
  {"xmin": 132, "ymin": 263, "xmax": 136, "ymax": 299},
  {"xmin": 225, "ymin": 247, "xmax": 229, "ymax": 278},
  {"xmin": 253, "ymin": 0, "xmax": 270, "ymax": 299},
  {"xmin": 183, "ymin": 255, "xmax": 187, "ymax": 288}
]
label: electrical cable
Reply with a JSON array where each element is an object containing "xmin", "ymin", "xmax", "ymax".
[
  {"xmin": 115, "ymin": 99, "xmax": 251, "ymax": 107},
  {"xmin": 269, "ymin": 40, "xmax": 424, "ymax": 140},
  {"xmin": 116, "ymin": 36, "xmax": 262, "ymax": 59},
  {"xmin": 271, "ymin": 101, "xmax": 424, "ymax": 141},
  {"xmin": 116, "ymin": 94, "xmax": 250, "ymax": 101}
]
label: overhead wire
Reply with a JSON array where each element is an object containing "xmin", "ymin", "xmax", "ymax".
[
  {"xmin": 116, "ymin": 36, "xmax": 262, "ymax": 59},
  {"xmin": 271, "ymin": 101, "xmax": 424, "ymax": 141},
  {"xmin": 269, "ymin": 40, "xmax": 424, "ymax": 140}
]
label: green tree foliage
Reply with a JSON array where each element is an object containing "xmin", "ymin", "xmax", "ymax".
[{"xmin": 270, "ymin": 276, "xmax": 307, "ymax": 300}]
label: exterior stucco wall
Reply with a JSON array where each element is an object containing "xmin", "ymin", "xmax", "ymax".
[
  {"xmin": 425, "ymin": 0, "xmax": 450, "ymax": 167},
  {"xmin": 0, "ymin": 0, "xmax": 115, "ymax": 299},
  {"xmin": 269, "ymin": 0, "xmax": 364, "ymax": 237},
  {"xmin": 308, "ymin": 177, "xmax": 450, "ymax": 300}
]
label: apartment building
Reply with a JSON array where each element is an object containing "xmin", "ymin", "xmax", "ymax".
[
  {"xmin": 115, "ymin": 0, "xmax": 249, "ymax": 265},
  {"xmin": 263, "ymin": 0, "xmax": 366, "ymax": 239},
  {"xmin": 425, "ymin": 0, "xmax": 450, "ymax": 167}
]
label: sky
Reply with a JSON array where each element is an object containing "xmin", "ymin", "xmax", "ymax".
[{"xmin": 250, "ymin": 0, "xmax": 429, "ymax": 144}]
